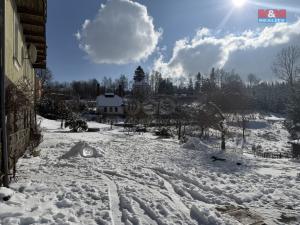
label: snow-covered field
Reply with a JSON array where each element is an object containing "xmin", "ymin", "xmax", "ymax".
[{"xmin": 1, "ymin": 116, "xmax": 300, "ymax": 225}]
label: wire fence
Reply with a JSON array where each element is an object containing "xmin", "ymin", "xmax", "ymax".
[{"xmin": 253, "ymin": 151, "xmax": 294, "ymax": 159}]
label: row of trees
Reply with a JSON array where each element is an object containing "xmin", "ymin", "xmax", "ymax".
[
  {"xmin": 272, "ymin": 45, "xmax": 300, "ymax": 139},
  {"xmin": 37, "ymin": 45, "xmax": 300, "ymax": 142},
  {"xmin": 39, "ymin": 66, "xmax": 289, "ymax": 116}
]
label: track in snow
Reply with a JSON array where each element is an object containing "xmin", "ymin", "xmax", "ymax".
[{"xmin": 102, "ymin": 175, "xmax": 123, "ymax": 225}]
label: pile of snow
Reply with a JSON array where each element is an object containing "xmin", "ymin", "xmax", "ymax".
[
  {"xmin": 60, "ymin": 142, "xmax": 104, "ymax": 159},
  {"xmin": 289, "ymin": 139, "xmax": 300, "ymax": 145},
  {"xmin": 182, "ymin": 137, "xmax": 212, "ymax": 151},
  {"xmin": 190, "ymin": 205, "xmax": 239, "ymax": 225},
  {"xmin": 265, "ymin": 115, "xmax": 285, "ymax": 122},
  {"xmin": 0, "ymin": 187, "xmax": 14, "ymax": 202}
]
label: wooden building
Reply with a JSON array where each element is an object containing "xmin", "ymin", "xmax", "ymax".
[
  {"xmin": 288, "ymin": 140, "xmax": 300, "ymax": 158},
  {"xmin": 0, "ymin": 0, "xmax": 47, "ymax": 186}
]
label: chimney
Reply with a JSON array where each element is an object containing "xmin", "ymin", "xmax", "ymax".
[{"xmin": 96, "ymin": 83, "xmax": 100, "ymax": 96}]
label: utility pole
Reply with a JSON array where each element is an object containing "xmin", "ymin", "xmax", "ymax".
[{"xmin": 0, "ymin": 0, "xmax": 9, "ymax": 187}]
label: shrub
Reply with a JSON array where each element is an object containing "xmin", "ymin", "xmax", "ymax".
[{"xmin": 65, "ymin": 118, "xmax": 88, "ymax": 132}]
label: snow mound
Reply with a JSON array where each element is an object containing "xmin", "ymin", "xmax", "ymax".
[
  {"xmin": 60, "ymin": 142, "xmax": 104, "ymax": 159},
  {"xmin": 190, "ymin": 205, "xmax": 238, "ymax": 225},
  {"xmin": 265, "ymin": 115, "xmax": 285, "ymax": 121},
  {"xmin": 0, "ymin": 187, "xmax": 14, "ymax": 202},
  {"xmin": 182, "ymin": 137, "xmax": 212, "ymax": 151}
]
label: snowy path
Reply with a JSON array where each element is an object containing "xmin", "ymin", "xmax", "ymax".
[
  {"xmin": 102, "ymin": 175, "xmax": 123, "ymax": 225},
  {"xmin": 149, "ymin": 168, "xmax": 190, "ymax": 216},
  {"xmin": 1, "ymin": 117, "xmax": 300, "ymax": 225}
]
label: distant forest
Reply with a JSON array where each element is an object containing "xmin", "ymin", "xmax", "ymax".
[{"xmin": 40, "ymin": 67, "xmax": 289, "ymax": 114}]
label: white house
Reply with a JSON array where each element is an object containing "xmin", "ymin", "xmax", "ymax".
[{"xmin": 96, "ymin": 93, "xmax": 124, "ymax": 116}]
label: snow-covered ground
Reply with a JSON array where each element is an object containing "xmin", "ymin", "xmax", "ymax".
[
  {"xmin": 1, "ymin": 116, "xmax": 300, "ymax": 225},
  {"xmin": 226, "ymin": 115, "xmax": 291, "ymax": 156}
]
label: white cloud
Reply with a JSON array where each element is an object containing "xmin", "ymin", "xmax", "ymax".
[
  {"xmin": 154, "ymin": 20, "xmax": 300, "ymax": 80},
  {"xmin": 77, "ymin": 0, "xmax": 161, "ymax": 64}
]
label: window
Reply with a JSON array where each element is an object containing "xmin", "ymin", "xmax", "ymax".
[
  {"xmin": 109, "ymin": 107, "xmax": 113, "ymax": 112},
  {"xmin": 115, "ymin": 107, "xmax": 118, "ymax": 112},
  {"xmin": 23, "ymin": 110, "xmax": 27, "ymax": 128},
  {"xmin": 13, "ymin": 12, "xmax": 21, "ymax": 67},
  {"xmin": 104, "ymin": 107, "xmax": 107, "ymax": 112}
]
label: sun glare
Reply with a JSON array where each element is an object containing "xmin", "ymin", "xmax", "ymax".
[{"xmin": 232, "ymin": 0, "xmax": 247, "ymax": 8}]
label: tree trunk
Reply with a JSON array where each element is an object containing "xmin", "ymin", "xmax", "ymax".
[
  {"xmin": 200, "ymin": 127, "xmax": 204, "ymax": 138},
  {"xmin": 178, "ymin": 121, "xmax": 181, "ymax": 140},
  {"xmin": 220, "ymin": 121, "xmax": 226, "ymax": 150},
  {"xmin": 242, "ymin": 119, "xmax": 246, "ymax": 141},
  {"xmin": 221, "ymin": 131, "xmax": 226, "ymax": 150}
]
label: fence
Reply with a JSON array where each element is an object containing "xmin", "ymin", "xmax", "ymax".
[
  {"xmin": 253, "ymin": 151, "xmax": 293, "ymax": 159},
  {"xmin": 8, "ymin": 128, "xmax": 31, "ymax": 177}
]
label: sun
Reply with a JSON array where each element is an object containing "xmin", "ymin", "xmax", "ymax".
[{"xmin": 232, "ymin": 0, "xmax": 247, "ymax": 8}]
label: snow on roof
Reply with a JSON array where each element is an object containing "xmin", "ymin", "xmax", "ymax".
[
  {"xmin": 265, "ymin": 115, "xmax": 285, "ymax": 121},
  {"xmin": 96, "ymin": 94, "xmax": 123, "ymax": 107},
  {"xmin": 104, "ymin": 93, "xmax": 115, "ymax": 97},
  {"xmin": 288, "ymin": 140, "xmax": 300, "ymax": 145}
]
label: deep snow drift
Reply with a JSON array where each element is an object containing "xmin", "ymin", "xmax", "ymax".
[{"xmin": 0, "ymin": 116, "xmax": 299, "ymax": 225}]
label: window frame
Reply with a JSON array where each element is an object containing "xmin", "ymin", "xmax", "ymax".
[{"xmin": 13, "ymin": 10, "xmax": 21, "ymax": 69}]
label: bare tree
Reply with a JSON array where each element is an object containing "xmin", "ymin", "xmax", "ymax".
[
  {"xmin": 37, "ymin": 68, "xmax": 53, "ymax": 88},
  {"xmin": 272, "ymin": 45, "xmax": 300, "ymax": 88}
]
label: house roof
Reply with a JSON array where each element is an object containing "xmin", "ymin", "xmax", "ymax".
[
  {"xmin": 16, "ymin": 0, "xmax": 47, "ymax": 68},
  {"xmin": 288, "ymin": 140, "xmax": 300, "ymax": 145},
  {"xmin": 96, "ymin": 94, "xmax": 123, "ymax": 107}
]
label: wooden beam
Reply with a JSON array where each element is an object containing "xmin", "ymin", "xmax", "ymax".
[
  {"xmin": 28, "ymin": 41, "xmax": 46, "ymax": 49},
  {"xmin": 22, "ymin": 23, "xmax": 44, "ymax": 31},
  {"xmin": 19, "ymin": 12, "xmax": 44, "ymax": 21},
  {"xmin": 17, "ymin": 6, "xmax": 44, "ymax": 17},
  {"xmin": 23, "ymin": 33, "xmax": 44, "ymax": 39},
  {"xmin": 23, "ymin": 29, "xmax": 44, "ymax": 37},
  {"xmin": 36, "ymin": 49, "xmax": 46, "ymax": 53},
  {"xmin": 20, "ymin": 18, "xmax": 45, "ymax": 27},
  {"xmin": 25, "ymin": 38, "xmax": 46, "ymax": 45},
  {"xmin": 33, "ymin": 63, "xmax": 46, "ymax": 69},
  {"xmin": 36, "ymin": 54, "xmax": 46, "ymax": 59}
]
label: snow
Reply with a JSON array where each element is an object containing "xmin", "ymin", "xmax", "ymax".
[
  {"xmin": 96, "ymin": 94, "xmax": 123, "ymax": 107},
  {"xmin": 0, "ymin": 188, "xmax": 14, "ymax": 201},
  {"xmin": 0, "ymin": 116, "xmax": 299, "ymax": 225},
  {"xmin": 60, "ymin": 142, "xmax": 104, "ymax": 159},
  {"xmin": 264, "ymin": 114, "xmax": 285, "ymax": 122},
  {"xmin": 225, "ymin": 116, "xmax": 292, "ymax": 155},
  {"xmin": 289, "ymin": 139, "xmax": 300, "ymax": 145}
]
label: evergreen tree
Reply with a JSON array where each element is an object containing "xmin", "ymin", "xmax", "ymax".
[
  {"xmin": 188, "ymin": 78, "xmax": 194, "ymax": 95},
  {"xmin": 194, "ymin": 72, "xmax": 201, "ymax": 94}
]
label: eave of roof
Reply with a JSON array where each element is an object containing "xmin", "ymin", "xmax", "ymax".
[{"xmin": 16, "ymin": 0, "xmax": 47, "ymax": 69}]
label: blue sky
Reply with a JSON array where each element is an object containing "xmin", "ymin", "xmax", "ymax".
[{"xmin": 47, "ymin": 0, "xmax": 300, "ymax": 82}]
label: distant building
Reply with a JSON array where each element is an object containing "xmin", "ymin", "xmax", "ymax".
[
  {"xmin": 96, "ymin": 93, "xmax": 124, "ymax": 117},
  {"xmin": 288, "ymin": 140, "xmax": 300, "ymax": 158}
]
